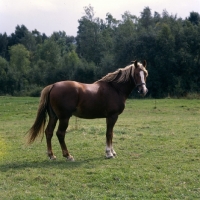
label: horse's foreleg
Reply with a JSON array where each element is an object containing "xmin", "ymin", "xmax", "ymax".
[
  {"xmin": 56, "ymin": 118, "xmax": 74, "ymax": 161},
  {"xmin": 105, "ymin": 115, "xmax": 118, "ymax": 158},
  {"xmin": 45, "ymin": 117, "xmax": 57, "ymax": 160}
]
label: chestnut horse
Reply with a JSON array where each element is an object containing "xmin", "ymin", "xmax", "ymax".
[{"xmin": 27, "ymin": 60, "xmax": 148, "ymax": 161}]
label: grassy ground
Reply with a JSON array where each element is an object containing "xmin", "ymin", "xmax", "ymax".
[{"xmin": 0, "ymin": 96, "xmax": 200, "ymax": 199}]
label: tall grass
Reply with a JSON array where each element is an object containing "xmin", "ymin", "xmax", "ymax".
[{"xmin": 0, "ymin": 97, "xmax": 200, "ymax": 199}]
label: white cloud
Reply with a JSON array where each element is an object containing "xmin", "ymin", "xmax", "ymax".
[
  {"xmin": 30, "ymin": 0, "xmax": 57, "ymax": 12},
  {"xmin": 0, "ymin": 0, "xmax": 57, "ymax": 13}
]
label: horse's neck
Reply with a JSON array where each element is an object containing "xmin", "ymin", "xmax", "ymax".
[{"xmin": 112, "ymin": 81, "xmax": 134, "ymax": 98}]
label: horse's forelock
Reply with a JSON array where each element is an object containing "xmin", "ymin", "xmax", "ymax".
[{"xmin": 137, "ymin": 62, "xmax": 148, "ymax": 77}]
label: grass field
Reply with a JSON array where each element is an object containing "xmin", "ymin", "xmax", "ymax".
[{"xmin": 0, "ymin": 96, "xmax": 200, "ymax": 199}]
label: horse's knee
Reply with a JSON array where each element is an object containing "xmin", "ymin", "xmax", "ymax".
[
  {"xmin": 56, "ymin": 131, "xmax": 65, "ymax": 143},
  {"xmin": 45, "ymin": 130, "xmax": 53, "ymax": 140}
]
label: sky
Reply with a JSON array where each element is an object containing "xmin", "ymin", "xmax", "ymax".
[{"xmin": 1, "ymin": 0, "xmax": 200, "ymax": 36}]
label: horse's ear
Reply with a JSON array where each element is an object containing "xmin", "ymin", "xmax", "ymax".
[
  {"xmin": 134, "ymin": 60, "xmax": 138, "ymax": 68},
  {"xmin": 143, "ymin": 60, "xmax": 147, "ymax": 68}
]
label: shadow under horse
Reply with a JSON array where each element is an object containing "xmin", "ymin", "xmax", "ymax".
[{"xmin": 27, "ymin": 60, "xmax": 148, "ymax": 161}]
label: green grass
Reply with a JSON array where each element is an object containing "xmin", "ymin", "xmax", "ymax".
[{"xmin": 0, "ymin": 96, "xmax": 200, "ymax": 199}]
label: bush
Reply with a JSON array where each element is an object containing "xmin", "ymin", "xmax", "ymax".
[{"xmin": 28, "ymin": 86, "xmax": 42, "ymax": 97}]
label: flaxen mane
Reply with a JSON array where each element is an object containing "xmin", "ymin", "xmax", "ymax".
[{"xmin": 97, "ymin": 64, "xmax": 135, "ymax": 83}]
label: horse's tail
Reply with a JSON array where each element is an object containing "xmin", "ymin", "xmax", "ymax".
[{"xmin": 26, "ymin": 84, "xmax": 54, "ymax": 144}]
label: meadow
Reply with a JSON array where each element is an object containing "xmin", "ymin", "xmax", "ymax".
[{"xmin": 0, "ymin": 96, "xmax": 200, "ymax": 199}]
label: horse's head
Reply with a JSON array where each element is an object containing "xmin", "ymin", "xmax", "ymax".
[{"xmin": 133, "ymin": 60, "xmax": 148, "ymax": 96}]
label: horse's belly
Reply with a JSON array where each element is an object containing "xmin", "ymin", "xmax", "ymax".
[
  {"xmin": 72, "ymin": 110, "xmax": 106, "ymax": 119},
  {"xmin": 72, "ymin": 105, "xmax": 107, "ymax": 119}
]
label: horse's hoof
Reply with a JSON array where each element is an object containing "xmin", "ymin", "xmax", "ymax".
[
  {"xmin": 105, "ymin": 149, "xmax": 115, "ymax": 159},
  {"xmin": 105, "ymin": 152, "xmax": 114, "ymax": 159},
  {"xmin": 112, "ymin": 151, "xmax": 117, "ymax": 157},
  {"xmin": 105, "ymin": 155, "xmax": 114, "ymax": 159},
  {"xmin": 47, "ymin": 152, "xmax": 56, "ymax": 160},
  {"xmin": 66, "ymin": 155, "xmax": 75, "ymax": 161},
  {"xmin": 49, "ymin": 155, "xmax": 56, "ymax": 160}
]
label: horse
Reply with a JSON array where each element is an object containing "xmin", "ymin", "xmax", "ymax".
[{"xmin": 27, "ymin": 60, "xmax": 148, "ymax": 161}]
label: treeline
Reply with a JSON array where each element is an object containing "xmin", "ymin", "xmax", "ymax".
[{"xmin": 0, "ymin": 6, "xmax": 200, "ymax": 97}]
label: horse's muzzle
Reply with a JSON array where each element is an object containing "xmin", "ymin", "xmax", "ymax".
[{"xmin": 138, "ymin": 85, "xmax": 148, "ymax": 96}]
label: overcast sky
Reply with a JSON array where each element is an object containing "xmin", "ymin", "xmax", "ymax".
[{"xmin": 1, "ymin": 0, "xmax": 200, "ymax": 36}]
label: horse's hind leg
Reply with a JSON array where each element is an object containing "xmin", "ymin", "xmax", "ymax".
[
  {"xmin": 56, "ymin": 118, "xmax": 74, "ymax": 161},
  {"xmin": 45, "ymin": 116, "xmax": 57, "ymax": 160}
]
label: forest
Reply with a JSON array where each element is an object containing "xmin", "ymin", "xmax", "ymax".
[{"xmin": 0, "ymin": 6, "xmax": 200, "ymax": 98}]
